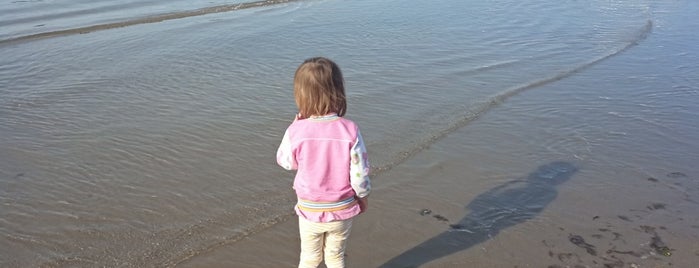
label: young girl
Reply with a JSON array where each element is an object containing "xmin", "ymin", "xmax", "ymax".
[{"xmin": 277, "ymin": 57, "xmax": 371, "ymax": 268}]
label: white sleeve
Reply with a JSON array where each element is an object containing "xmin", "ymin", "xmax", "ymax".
[
  {"xmin": 349, "ymin": 131, "xmax": 371, "ymax": 198},
  {"xmin": 276, "ymin": 129, "xmax": 297, "ymax": 170}
]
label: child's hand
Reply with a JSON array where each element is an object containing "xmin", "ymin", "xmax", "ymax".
[{"xmin": 358, "ymin": 197, "xmax": 368, "ymax": 213}]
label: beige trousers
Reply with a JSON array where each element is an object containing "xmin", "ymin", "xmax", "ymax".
[{"xmin": 298, "ymin": 217, "xmax": 353, "ymax": 268}]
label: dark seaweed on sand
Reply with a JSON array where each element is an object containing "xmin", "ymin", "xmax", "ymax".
[{"xmin": 568, "ymin": 234, "xmax": 597, "ymax": 256}]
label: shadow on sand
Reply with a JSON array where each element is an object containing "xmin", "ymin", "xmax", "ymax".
[{"xmin": 379, "ymin": 161, "xmax": 578, "ymax": 268}]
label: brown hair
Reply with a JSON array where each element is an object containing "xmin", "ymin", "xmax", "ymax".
[{"xmin": 294, "ymin": 57, "xmax": 346, "ymax": 118}]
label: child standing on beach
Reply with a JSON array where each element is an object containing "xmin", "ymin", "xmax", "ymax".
[{"xmin": 277, "ymin": 57, "xmax": 371, "ymax": 268}]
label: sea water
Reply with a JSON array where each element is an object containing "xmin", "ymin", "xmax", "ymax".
[{"xmin": 1, "ymin": 0, "xmax": 697, "ymax": 267}]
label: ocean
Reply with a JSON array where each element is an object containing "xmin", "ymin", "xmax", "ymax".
[{"xmin": 1, "ymin": 0, "xmax": 698, "ymax": 267}]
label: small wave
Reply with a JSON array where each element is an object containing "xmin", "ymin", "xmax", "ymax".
[
  {"xmin": 372, "ymin": 20, "xmax": 653, "ymax": 174},
  {"xmin": 35, "ymin": 193, "xmax": 296, "ymax": 268},
  {"xmin": 0, "ymin": 0, "xmax": 303, "ymax": 46}
]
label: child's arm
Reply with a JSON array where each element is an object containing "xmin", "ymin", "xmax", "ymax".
[
  {"xmin": 349, "ymin": 131, "xmax": 371, "ymax": 199},
  {"xmin": 357, "ymin": 197, "xmax": 369, "ymax": 213},
  {"xmin": 276, "ymin": 129, "xmax": 297, "ymax": 170}
]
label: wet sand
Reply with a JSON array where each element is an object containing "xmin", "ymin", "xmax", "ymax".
[
  {"xmin": 176, "ymin": 161, "xmax": 697, "ymax": 268},
  {"xmin": 178, "ymin": 138, "xmax": 698, "ymax": 267},
  {"xmin": 178, "ymin": 76, "xmax": 699, "ymax": 267},
  {"xmin": 176, "ymin": 127, "xmax": 698, "ymax": 267}
]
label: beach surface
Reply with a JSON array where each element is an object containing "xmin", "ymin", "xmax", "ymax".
[
  {"xmin": 183, "ymin": 2, "xmax": 699, "ymax": 265},
  {"xmin": 179, "ymin": 11, "xmax": 699, "ymax": 264},
  {"xmin": 1, "ymin": 0, "xmax": 698, "ymax": 267}
]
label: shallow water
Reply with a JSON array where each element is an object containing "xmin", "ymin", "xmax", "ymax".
[{"xmin": 1, "ymin": 0, "xmax": 698, "ymax": 267}]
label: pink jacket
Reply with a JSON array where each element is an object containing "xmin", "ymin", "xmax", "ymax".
[{"xmin": 277, "ymin": 114, "xmax": 371, "ymax": 222}]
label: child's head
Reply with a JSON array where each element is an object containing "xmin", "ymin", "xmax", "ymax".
[{"xmin": 294, "ymin": 57, "xmax": 346, "ymax": 118}]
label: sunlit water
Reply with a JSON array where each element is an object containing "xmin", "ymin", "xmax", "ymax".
[{"xmin": 1, "ymin": 0, "xmax": 697, "ymax": 267}]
